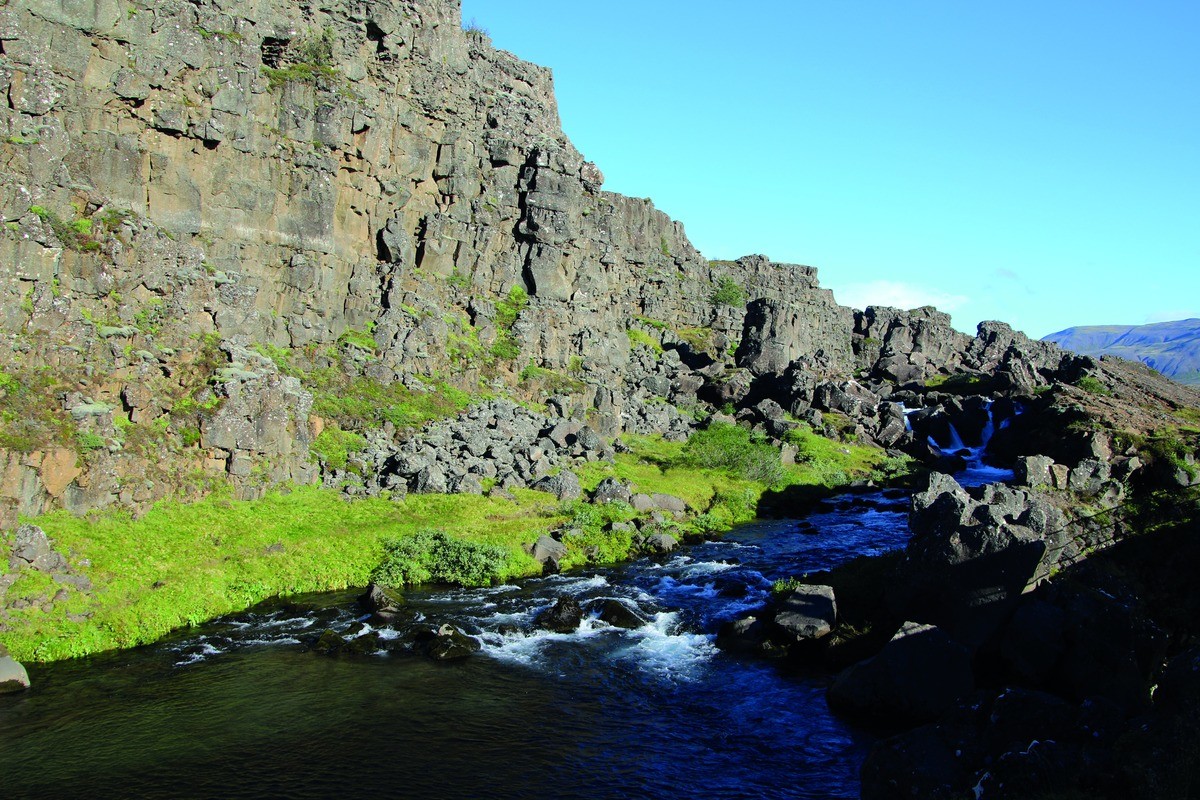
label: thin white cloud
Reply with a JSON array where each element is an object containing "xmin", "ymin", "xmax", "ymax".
[{"xmin": 833, "ymin": 280, "xmax": 969, "ymax": 313}]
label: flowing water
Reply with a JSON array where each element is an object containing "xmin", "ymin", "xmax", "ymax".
[{"xmin": 0, "ymin": 489, "xmax": 913, "ymax": 799}]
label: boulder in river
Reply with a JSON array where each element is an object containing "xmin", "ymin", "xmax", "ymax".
[
  {"xmin": 595, "ymin": 599, "xmax": 647, "ymax": 629},
  {"xmin": 359, "ymin": 583, "xmax": 406, "ymax": 616},
  {"xmin": 536, "ymin": 596, "xmax": 583, "ymax": 633},
  {"xmin": 772, "ymin": 584, "xmax": 837, "ymax": 642},
  {"xmin": 412, "ymin": 624, "xmax": 480, "ymax": 661}
]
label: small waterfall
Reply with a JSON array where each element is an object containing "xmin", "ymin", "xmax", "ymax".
[{"xmin": 926, "ymin": 401, "xmax": 1018, "ymax": 487}]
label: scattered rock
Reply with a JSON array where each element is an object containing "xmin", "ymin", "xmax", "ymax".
[
  {"xmin": 412, "ymin": 623, "xmax": 480, "ymax": 661},
  {"xmin": 529, "ymin": 534, "xmax": 568, "ymax": 574}
]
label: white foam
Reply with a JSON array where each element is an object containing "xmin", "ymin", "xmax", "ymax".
[{"xmin": 678, "ymin": 560, "xmax": 735, "ymax": 579}]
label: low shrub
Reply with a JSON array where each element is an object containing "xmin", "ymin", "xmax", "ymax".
[
  {"xmin": 371, "ymin": 529, "xmax": 509, "ymax": 588},
  {"xmin": 710, "ymin": 276, "xmax": 745, "ymax": 307},
  {"xmin": 681, "ymin": 422, "xmax": 785, "ymax": 486}
]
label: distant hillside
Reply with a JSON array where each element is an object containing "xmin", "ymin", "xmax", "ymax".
[{"xmin": 1044, "ymin": 318, "xmax": 1200, "ymax": 385}]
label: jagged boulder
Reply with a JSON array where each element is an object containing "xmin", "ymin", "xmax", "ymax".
[
  {"xmin": 528, "ymin": 534, "xmax": 568, "ymax": 574},
  {"xmin": 828, "ymin": 621, "xmax": 974, "ymax": 725},
  {"xmin": 772, "ymin": 584, "xmax": 837, "ymax": 642},
  {"xmin": 892, "ymin": 472, "xmax": 1068, "ymax": 644},
  {"xmin": 412, "ymin": 624, "xmax": 480, "ymax": 661},
  {"xmin": 8, "ymin": 524, "xmax": 68, "ymax": 573},
  {"xmin": 532, "ymin": 470, "xmax": 582, "ymax": 501},
  {"xmin": 359, "ymin": 583, "xmax": 406, "ymax": 616},
  {"xmin": 595, "ymin": 599, "xmax": 647, "ymax": 629},
  {"xmin": 592, "ymin": 477, "xmax": 632, "ymax": 505}
]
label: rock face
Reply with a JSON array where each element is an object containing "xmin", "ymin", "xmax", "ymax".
[
  {"xmin": 0, "ymin": 0, "xmax": 880, "ymax": 520},
  {"xmin": 0, "ymin": 0, "xmax": 1142, "ymax": 527}
]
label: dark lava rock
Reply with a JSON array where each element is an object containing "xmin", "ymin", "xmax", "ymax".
[
  {"xmin": 8, "ymin": 523, "xmax": 68, "ymax": 573},
  {"xmin": 532, "ymin": 470, "xmax": 582, "ymax": 501},
  {"xmin": 1000, "ymin": 599, "xmax": 1067, "ymax": 683},
  {"xmin": 772, "ymin": 584, "xmax": 837, "ymax": 642},
  {"xmin": 536, "ymin": 596, "xmax": 583, "ymax": 633},
  {"xmin": 828, "ymin": 621, "xmax": 974, "ymax": 725},
  {"xmin": 596, "ymin": 599, "xmax": 647, "ymax": 629},
  {"xmin": 312, "ymin": 629, "xmax": 346, "ymax": 656},
  {"xmin": 592, "ymin": 477, "xmax": 633, "ymax": 505},
  {"xmin": 715, "ymin": 615, "xmax": 768, "ymax": 655},
  {"xmin": 861, "ymin": 724, "xmax": 968, "ymax": 800},
  {"xmin": 341, "ymin": 631, "xmax": 383, "ymax": 656},
  {"xmin": 412, "ymin": 624, "xmax": 480, "ymax": 661},
  {"xmin": 529, "ymin": 534, "xmax": 568, "ymax": 575}
]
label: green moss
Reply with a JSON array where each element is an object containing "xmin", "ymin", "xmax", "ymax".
[
  {"xmin": 626, "ymin": 328, "xmax": 663, "ymax": 354},
  {"xmin": 519, "ymin": 364, "xmax": 586, "ymax": 394},
  {"xmin": 75, "ymin": 431, "xmax": 107, "ymax": 452},
  {"xmin": 28, "ymin": 204, "xmax": 103, "ymax": 252},
  {"xmin": 313, "ymin": 377, "xmax": 474, "ymax": 430},
  {"xmin": 0, "ymin": 366, "xmax": 77, "ymax": 452},
  {"xmin": 337, "ymin": 324, "xmax": 377, "ymax": 354},
  {"xmin": 633, "ymin": 315, "xmax": 668, "ymax": 331},
  {"xmin": 262, "ymin": 26, "xmax": 340, "ymax": 90},
  {"xmin": 494, "ymin": 286, "xmax": 528, "ymax": 331},
  {"xmin": 676, "ymin": 326, "xmax": 714, "ymax": 352}
]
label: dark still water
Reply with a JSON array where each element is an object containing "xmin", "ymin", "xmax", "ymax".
[{"xmin": 0, "ymin": 490, "xmax": 911, "ymax": 799}]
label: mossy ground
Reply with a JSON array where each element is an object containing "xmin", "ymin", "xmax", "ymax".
[
  {"xmin": 1, "ymin": 426, "xmax": 905, "ymax": 664},
  {"xmin": 1, "ymin": 486, "xmax": 563, "ymax": 662}
]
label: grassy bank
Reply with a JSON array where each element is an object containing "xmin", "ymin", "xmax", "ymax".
[
  {"xmin": 1, "ymin": 425, "xmax": 904, "ymax": 664},
  {"xmin": 1, "ymin": 487, "xmax": 564, "ymax": 662}
]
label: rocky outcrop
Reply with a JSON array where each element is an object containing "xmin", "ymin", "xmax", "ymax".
[{"xmin": 827, "ymin": 621, "xmax": 974, "ymax": 725}]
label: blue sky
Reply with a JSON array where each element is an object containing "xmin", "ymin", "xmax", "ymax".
[{"xmin": 460, "ymin": 1, "xmax": 1199, "ymax": 338}]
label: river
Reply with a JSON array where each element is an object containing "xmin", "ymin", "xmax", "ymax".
[{"xmin": 0, "ymin": 489, "xmax": 920, "ymax": 799}]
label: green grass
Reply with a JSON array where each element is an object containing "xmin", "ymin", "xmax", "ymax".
[
  {"xmin": 1, "ymin": 485, "xmax": 564, "ymax": 662},
  {"xmin": 577, "ymin": 426, "xmax": 899, "ymax": 531},
  {"xmin": 626, "ymin": 328, "xmax": 663, "ymax": 354},
  {"xmin": 310, "ymin": 424, "xmax": 367, "ymax": 471},
  {"xmin": 1075, "ymin": 375, "xmax": 1113, "ymax": 396}
]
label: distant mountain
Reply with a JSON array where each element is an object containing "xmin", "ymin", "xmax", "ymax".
[{"xmin": 1043, "ymin": 319, "xmax": 1200, "ymax": 385}]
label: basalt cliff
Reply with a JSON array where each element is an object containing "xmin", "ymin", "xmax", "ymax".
[
  {"xmin": 3, "ymin": 1, "xmax": 1200, "ymax": 796},
  {"xmin": 4, "ymin": 0, "xmax": 1180, "ymax": 522}
]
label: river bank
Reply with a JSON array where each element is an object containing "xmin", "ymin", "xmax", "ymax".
[{"xmin": 0, "ymin": 430, "xmax": 902, "ymax": 664}]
